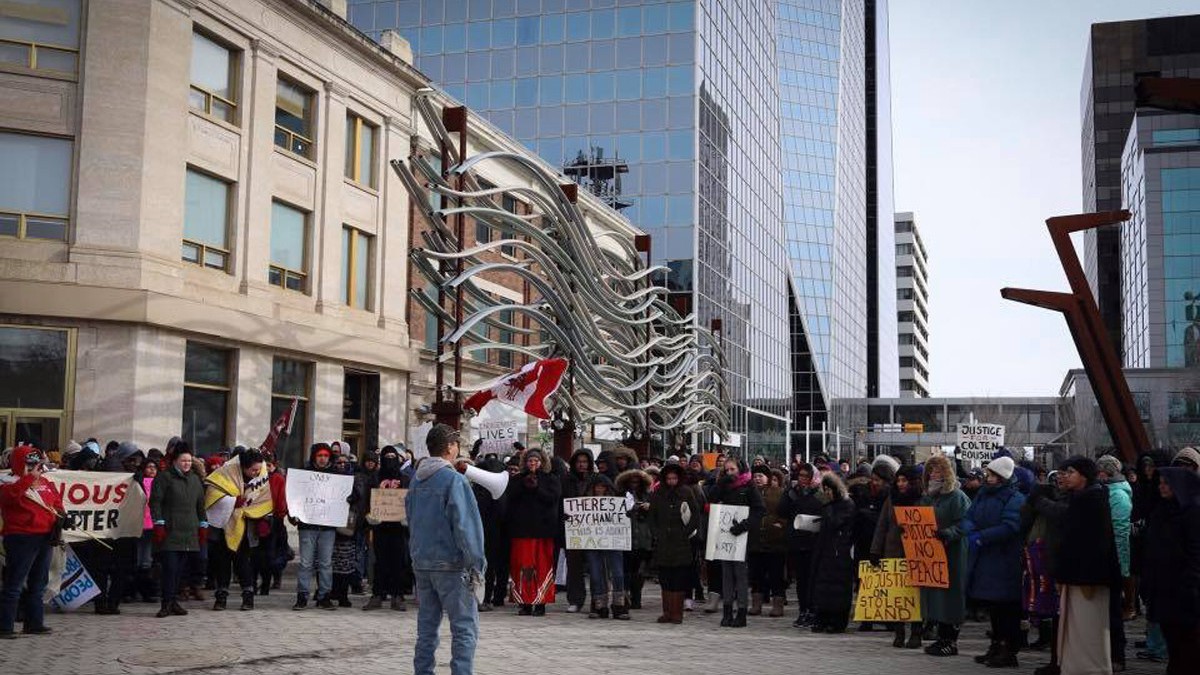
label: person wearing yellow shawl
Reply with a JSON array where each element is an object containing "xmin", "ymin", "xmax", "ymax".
[{"xmin": 204, "ymin": 448, "xmax": 273, "ymax": 611}]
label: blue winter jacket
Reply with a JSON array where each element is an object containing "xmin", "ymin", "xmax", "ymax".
[
  {"xmin": 1105, "ymin": 477, "xmax": 1132, "ymax": 577},
  {"xmin": 962, "ymin": 479, "xmax": 1026, "ymax": 602},
  {"xmin": 405, "ymin": 457, "xmax": 487, "ymax": 575}
]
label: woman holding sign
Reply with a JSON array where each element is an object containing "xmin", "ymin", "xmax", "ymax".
[
  {"xmin": 708, "ymin": 458, "xmax": 764, "ymax": 628},
  {"xmin": 918, "ymin": 454, "xmax": 971, "ymax": 658},
  {"xmin": 363, "ymin": 445, "xmax": 413, "ymax": 611},
  {"xmin": 871, "ymin": 465, "xmax": 925, "ymax": 648}
]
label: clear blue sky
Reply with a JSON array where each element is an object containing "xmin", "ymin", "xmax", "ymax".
[{"xmin": 889, "ymin": 0, "xmax": 1200, "ymax": 397}]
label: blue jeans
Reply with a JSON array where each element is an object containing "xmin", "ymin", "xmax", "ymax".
[
  {"xmin": 1, "ymin": 533, "xmax": 52, "ymax": 632},
  {"xmin": 413, "ymin": 569, "xmax": 479, "ymax": 675},
  {"xmin": 586, "ymin": 550, "xmax": 625, "ymax": 599},
  {"xmin": 297, "ymin": 528, "xmax": 334, "ymax": 599}
]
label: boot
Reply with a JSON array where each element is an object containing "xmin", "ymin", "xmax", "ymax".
[
  {"xmin": 212, "ymin": 591, "xmax": 227, "ymax": 611},
  {"xmin": 793, "ymin": 610, "xmax": 813, "ymax": 628},
  {"xmin": 518, "ymin": 604, "xmax": 533, "ymax": 616},
  {"xmin": 156, "ymin": 601, "xmax": 171, "ymax": 619},
  {"xmin": 657, "ymin": 590, "xmax": 672, "ymax": 623},
  {"xmin": 720, "ymin": 603, "xmax": 734, "ymax": 627},
  {"xmin": 748, "ymin": 593, "xmax": 763, "ymax": 616},
  {"xmin": 629, "ymin": 582, "xmax": 642, "ymax": 610},
  {"xmin": 258, "ymin": 579, "xmax": 270, "ymax": 596},
  {"xmin": 240, "ymin": 590, "xmax": 254, "ymax": 610},
  {"xmin": 985, "ymin": 643, "xmax": 1019, "ymax": 668},
  {"xmin": 532, "ymin": 604, "xmax": 546, "ymax": 616},
  {"xmin": 169, "ymin": 601, "xmax": 188, "ymax": 616},
  {"xmin": 292, "ymin": 593, "xmax": 308, "ymax": 610},
  {"xmin": 703, "ymin": 594, "xmax": 721, "ymax": 613},
  {"xmin": 589, "ymin": 597, "xmax": 609, "ymax": 619},
  {"xmin": 390, "ymin": 596, "xmax": 406, "ymax": 611},
  {"xmin": 976, "ymin": 640, "xmax": 1001, "ymax": 664},
  {"xmin": 1028, "ymin": 620, "xmax": 1053, "ymax": 651},
  {"xmin": 769, "ymin": 596, "xmax": 785, "ymax": 617},
  {"xmin": 893, "ymin": 623, "xmax": 907, "ymax": 648},
  {"xmin": 611, "ymin": 600, "xmax": 630, "ymax": 620},
  {"xmin": 363, "ymin": 596, "xmax": 384, "ymax": 611},
  {"xmin": 906, "ymin": 622, "xmax": 923, "ymax": 649},
  {"xmin": 733, "ymin": 607, "xmax": 748, "ymax": 627}
]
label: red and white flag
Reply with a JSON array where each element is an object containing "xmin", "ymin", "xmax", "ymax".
[
  {"xmin": 464, "ymin": 358, "xmax": 568, "ymax": 420},
  {"xmin": 260, "ymin": 397, "xmax": 298, "ymax": 454}
]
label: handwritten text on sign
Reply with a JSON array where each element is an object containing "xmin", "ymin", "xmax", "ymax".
[
  {"xmin": 564, "ymin": 496, "xmax": 631, "ymax": 550},
  {"xmin": 957, "ymin": 423, "xmax": 1005, "ymax": 464},
  {"xmin": 478, "ymin": 420, "xmax": 518, "ymax": 454},
  {"xmin": 705, "ymin": 504, "xmax": 750, "ymax": 562},
  {"xmin": 285, "ymin": 469, "xmax": 354, "ymax": 528},
  {"xmin": 369, "ymin": 488, "xmax": 408, "ymax": 523},
  {"xmin": 895, "ymin": 505, "xmax": 950, "ymax": 588},
  {"xmin": 853, "ymin": 559, "xmax": 922, "ymax": 622}
]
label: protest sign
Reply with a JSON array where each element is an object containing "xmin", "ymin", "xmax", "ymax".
[
  {"xmin": 705, "ymin": 504, "xmax": 750, "ymax": 562},
  {"xmin": 895, "ymin": 505, "xmax": 949, "ymax": 588},
  {"xmin": 478, "ymin": 419, "xmax": 518, "ymax": 454},
  {"xmin": 49, "ymin": 544, "xmax": 100, "ymax": 611},
  {"xmin": 43, "ymin": 471, "xmax": 145, "ymax": 542},
  {"xmin": 957, "ymin": 423, "xmax": 1005, "ymax": 464},
  {"xmin": 853, "ymin": 559, "xmax": 922, "ymax": 622},
  {"xmin": 285, "ymin": 469, "xmax": 354, "ymax": 528},
  {"xmin": 563, "ymin": 496, "xmax": 631, "ymax": 550},
  {"xmin": 369, "ymin": 488, "xmax": 408, "ymax": 523}
]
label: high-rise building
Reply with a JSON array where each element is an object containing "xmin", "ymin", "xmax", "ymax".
[
  {"xmin": 1119, "ymin": 108, "xmax": 1200, "ymax": 370},
  {"xmin": 349, "ymin": 0, "xmax": 894, "ymax": 457},
  {"xmin": 894, "ymin": 212, "xmax": 929, "ymax": 398},
  {"xmin": 1080, "ymin": 15, "xmax": 1200, "ymax": 359}
]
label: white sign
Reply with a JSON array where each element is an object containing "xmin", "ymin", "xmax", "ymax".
[
  {"xmin": 563, "ymin": 496, "xmax": 631, "ymax": 551},
  {"xmin": 705, "ymin": 504, "xmax": 750, "ymax": 561},
  {"xmin": 957, "ymin": 423, "xmax": 1005, "ymax": 464},
  {"xmin": 285, "ymin": 469, "xmax": 354, "ymax": 528},
  {"xmin": 409, "ymin": 422, "xmax": 432, "ymax": 459},
  {"xmin": 478, "ymin": 419, "xmax": 518, "ymax": 454},
  {"xmin": 49, "ymin": 544, "xmax": 100, "ymax": 611}
]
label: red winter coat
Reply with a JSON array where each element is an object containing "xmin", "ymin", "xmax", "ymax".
[
  {"xmin": 1, "ymin": 446, "xmax": 63, "ymax": 535},
  {"xmin": 269, "ymin": 470, "xmax": 288, "ymax": 519}
]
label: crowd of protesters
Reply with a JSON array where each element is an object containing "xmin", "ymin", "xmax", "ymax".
[{"xmin": 1, "ymin": 435, "xmax": 1198, "ymax": 675}]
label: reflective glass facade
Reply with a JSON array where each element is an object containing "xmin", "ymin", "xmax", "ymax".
[{"xmin": 1120, "ymin": 111, "xmax": 1200, "ymax": 370}]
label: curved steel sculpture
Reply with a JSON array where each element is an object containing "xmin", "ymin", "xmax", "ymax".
[{"xmin": 393, "ymin": 89, "xmax": 730, "ymax": 440}]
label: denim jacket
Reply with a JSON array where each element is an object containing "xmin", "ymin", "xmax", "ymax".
[{"xmin": 405, "ymin": 458, "xmax": 487, "ymax": 575}]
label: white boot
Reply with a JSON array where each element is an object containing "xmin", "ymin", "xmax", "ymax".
[{"xmin": 703, "ymin": 594, "xmax": 721, "ymax": 613}]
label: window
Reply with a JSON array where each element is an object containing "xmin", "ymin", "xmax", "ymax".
[
  {"xmin": 182, "ymin": 169, "xmax": 231, "ymax": 270},
  {"xmin": 271, "ymin": 358, "xmax": 311, "ymax": 468},
  {"xmin": 189, "ymin": 31, "xmax": 237, "ymax": 123},
  {"xmin": 423, "ymin": 285, "xmax": 440, "ymax": 350},
  {"xmin": 0, "ymin": 325, "xmax": 74, "ymax": 450},
  {"xmin": 182, "ymin": 342, "xmax": 232, "ymax": 453},
  {"xmin": 497, "ymin": 308, "xmax": 514, "ymax": 368},
  {"xmin": 344, "ymin": 113, "xmax": 377, "ymax": 187},
  {"xmin": 0, "ymin": 0, "xmax": 81, "ymax": 77},
  {"xmin": 275, "ymin": 77, "xmax": 314, "ymax": 159},
  {"xmin": 341, "ymin": 225, "xmax": 373, "ymax": 309},
  {"xmin": 269, "ymin": 201, "xmax": 308, "ymax": 292},
  {"xmin": 500, "ymin": 194, "xmax": 520, "ymax": 257},
  {"xmin": 0, "ymin": 132, "xmax": 71, "ymax": 241}
]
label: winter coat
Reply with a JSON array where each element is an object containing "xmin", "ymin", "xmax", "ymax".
[
  {"xmin": 649, "ymin": 484, "xmax": 701, "ymax": 568},
  {"xmin": 870, "ymin": 495, "xmax": 910, "ymax": 559},
  {"xmin": 294, "ymin": 449, "xmax": 345, "ymax": 531},
  {"xmin": 707, "ymin": 472, "xmax": 765, "ymax": 551},
  {"xmin": 753, "ymin": 485, "xmax": 788, "ymax": 553},
  {"xmin": 561, "ymin": 450, "xmax": 594, "ymax": 499},
  {"xmin": 850, "ymin": 476, "xmax": 887, "ymax": 562},
  {"xmin": 919, "ymin": 488, "xmax": 971, "ymax": 625},
  {"xmin": 778, "ymin": 485, "xmax": 823, "ymax": 552},
  {"xmin": 616, "ymin": 469, "xmax": 654, "ymax": 552},
  {"xmin": 0, "ymin": 446, "xmax": 62, "ymax": 536},
  {"xmin": 1142, "ymin": 468, "xmax": 1200, "ymax": 627},
  {"xmin": 962, "ymin": 479, "xmax": 1026, "ymax": 602},
  {"xmin": 809, "ymin": 497, "xmax": 857, "ymax": 613},
  {"xmin": 405, "ymin": 457, "xmax": 486, "ymax": 574},
  {"xmin": 505, "ymin": 468, "xmax": 562, "ymax": 540},
  {"xmin": 149, "ymin": 465, "xmax": 207, "ymax": 551},
  {"xmin": 1103, "ymin": 477, "xmax": 1132, "ymax": 577},
  {"xmin": 1021, "ymin": 483, "xmax": 1065, "ymax": 579},
  {"xmin": 1053, "ymin": 483, "xmax": 1121, "ymax": 587}
]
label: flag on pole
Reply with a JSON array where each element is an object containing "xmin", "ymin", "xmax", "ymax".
[
  {"xmin": 261, "ymin": 397, "xmax": 298, "ymax": 455},
  {"xmin": 464, "ymin": 358, "xmax": 568, "ymax": 420}
]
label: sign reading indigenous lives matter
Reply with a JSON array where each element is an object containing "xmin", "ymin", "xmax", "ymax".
[
  {"xmin": 563, "ymin": 496, "xmax": 631, "ymax": 550},
  {"xmin": 477, "ymin": 420, "xmax": 518, "ymax": 454},
  {"xmin": 369, "ymin": 488, "xmax": 408, "ymax": 523},
  {"xmin": 285, "ymin": 469, "xmax": 354, "ymax": 528},
  {"xmin": 853, "ymin": 559, "xmax": 922, "ymax": 622},
  {"xmin": 41, "ymin": 471, "xmax": 145, "ymax": 541},
  {"xmin": 895, "ymin": 505, "xmax": 950, "ymax": 588},
  {"xmin": 705, "ymin": 504, "xmax": 751, "ymax": 562},
  {"xmin": 956, "ymin": 423, "xmax": 1005, "ymax": 464}
]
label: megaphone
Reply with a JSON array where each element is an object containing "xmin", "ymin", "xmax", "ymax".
[{"xmin": 463, "ymin": 463, "xmax": 510, "ymax": 500}]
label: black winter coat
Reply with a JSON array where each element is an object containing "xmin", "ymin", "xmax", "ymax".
[
  {"xmin": 649, "ymin": 485, "xmax": 701, "ymax": 568},
  {"xmin": 1053, "ymin": 483, "xmax": 1120, "ymax": 586},
  {"xmin": 1142, "ymin": 469, "xmax": 1200, "ymax": 627},
  {"xmin": 779, "ymin": 485, "xmax": 823, "ymax": 552},
  {"xmin": 850, "ymin": 478, "xmax": 887, "ymax": 563},
  {"xmin": 505, "ymin": 470, "xmax": 562, "ymax": 540},
  {"xmin": 810, "ymin": 497, "xmax": 857, "ymax": 613}
]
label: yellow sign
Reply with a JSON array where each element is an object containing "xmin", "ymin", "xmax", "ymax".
[{"xmin": 853, "ymin": 559, "xmax": 922, "ymax": 622}]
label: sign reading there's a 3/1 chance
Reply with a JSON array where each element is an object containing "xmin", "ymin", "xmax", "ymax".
[
  {"xmin": 957, "ymin": 423, "xmax": 1005, "ymax": 464},
  {"xmin": 563, "ymin": 496, "xmax": 631, "ymax": 550}
]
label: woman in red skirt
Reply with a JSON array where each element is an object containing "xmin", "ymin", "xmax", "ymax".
[{"xmin": 504, "ymin": 448, "xmax": 562, "ymax": 615}]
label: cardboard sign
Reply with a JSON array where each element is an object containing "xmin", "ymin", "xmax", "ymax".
[
  {"xmin": 853, "ymin": 559, "xmax": 922, "ymax": 622},
  {"xmin": 705, "ymin": 504, "xmax": 750, "ymax": 561},
  {"xmin": 895, "ymin": 505, "xmax": 950, "ymax": 588},
  {"xmin": 46, "ymin": 471, "xmax": 145, "ymax": 541},
  {"xmin": 369, "ymin": 488, "xmax": 408, "ymax": 523},
  {"xmin": 701, "ymin": 453, "xmax": 720, "ymax": 471},
  {"xmin": 957, "ymin": 423, "xmax": 1005, "ymax": 464},
  {"xmin": 49, "ymin": 544, "xmax": 100, "ymax": 611},
  {"xmin": 478, "ymin": 419, "xmax": 518, "ymax": 454},
  {"xmin": 563, "ymin": 496, "xmax": 631, "ymax": 550},
  {"xmin": 285, "ymin": 469, "xmax": 354, "ymax": 528}
]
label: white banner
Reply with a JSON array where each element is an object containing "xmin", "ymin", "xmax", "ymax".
[
  {"xmin": 49, "ymin": 544, "xmax": 100, "ymax": 611},
  {"xmin": 563, "ymin": 496, "xmax": 631, "ymax": 551},
  {"xmin": 705, "ymin": 504, "xmax": 750, "ymax": 562},
  {"xmin": 957, "ymin": 423, "xmax": 1005, "ymax": 464},
  {"xmin": 51, "ymin": 471, "xmax": 145, "ymax": 541},
  {"xmin": 285, "ymin": 469, "xmax": 354, "ymax": 528}
]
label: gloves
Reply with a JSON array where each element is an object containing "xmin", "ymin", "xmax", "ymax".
[
  {"xmin": 728, "ymin": 520, "xmax": 748, "ymax": 536},
  {"xmin": 153, "ymin": 523, "xmax": 167, "ymax": 545},
  {"xmin": 968, "ymin": 532, "xmax": 983, "ymax": 549},
  {"xmin": 287, "ymin": 516, "xmax": 300, "ymax": 527},
  {"xmin": 256, "ymin": 519, "xmax": 271, "ymax": 538}
]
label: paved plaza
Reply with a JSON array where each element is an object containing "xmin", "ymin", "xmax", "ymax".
[{"xmin": 3, "ymin": 577, "xmax": 1168, "ymax": 675}]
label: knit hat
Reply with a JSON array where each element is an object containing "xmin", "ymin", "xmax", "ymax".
[
  {"xmin": 1059, "ymin": 455, "xmax": 1098, "ymax": 482},
  {"xmin": 872, "ymin": 454, "xmax": 900, "ymax": 482},
  {"xmin": 1172, "ymin": 447, "xmax": 1200, "ymax": 470},
  {"xmin": 986, "ymin": 456, "xmax": 1015, "ymax": 481},
  {"xmin": 64, "ymin": 440, "xmax": 83, "ymax": 457},
  {"xmin": 751, "ymin": 464, "xmax": 772, "ymax": 478},
  {"xmin": 1096, "ymin": 454, "xmax": 1123, "ymax": 478}
]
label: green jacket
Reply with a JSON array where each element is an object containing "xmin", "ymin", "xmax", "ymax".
[
  {"xmin": 648, "ymin": 485, "xmax": 700, "ymax": 568},
  {"xmin": 1105, "ymin": 477, "xmax": 1132, "ymax": 577},
  {"xmin": 919, "ymin": 488, "xmax": 971, "ymax": 625},
  {"xmin": 150, "ymin": 467, "xmax": 207, "ymax": 552}
]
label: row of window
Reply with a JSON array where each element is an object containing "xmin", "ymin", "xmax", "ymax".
[{"xmin": 0, "ymin": 0, "xmax": 81, "ymax": 78}]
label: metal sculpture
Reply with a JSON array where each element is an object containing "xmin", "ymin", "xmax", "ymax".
[{"xmin": 393, "ymin": 89, "xmax": 731, "ymax": 447}]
